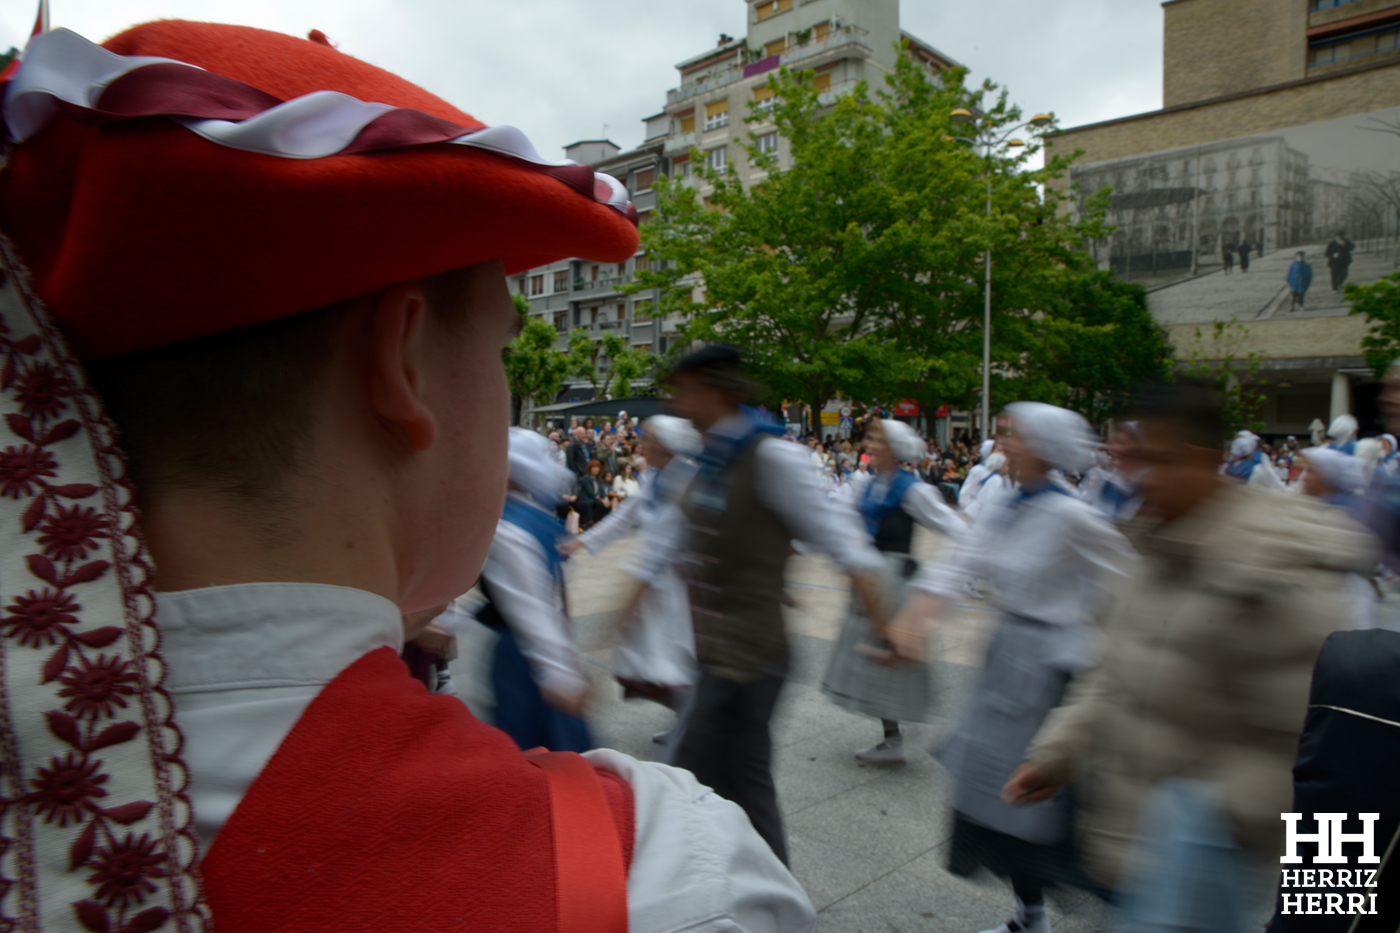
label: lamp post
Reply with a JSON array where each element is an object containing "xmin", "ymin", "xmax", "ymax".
[{"xmin": 947, "ymin": 109, "xmax": 1053, "ymax": 441}]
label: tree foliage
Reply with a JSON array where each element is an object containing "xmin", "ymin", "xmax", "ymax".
[
  {"xmin": 631, "ymin": 46, "xmax": 1171, "ymax": 427},
  {"xmin": 504, "ymin": 315, "xmax": 569, "ymax": 426},
  {"xmin": 564, "ymin": 329, "xmax": 652, "ymax": 401},
  {"xmin": 1180, "ymin": 320, "xmax": 1267, "ymax": 435},
  {"xmin": 1348, "ymin": 270, "xmax": 1400, "ymax": 377}
]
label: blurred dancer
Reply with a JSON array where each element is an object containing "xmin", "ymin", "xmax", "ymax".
[
  {"xmin": 476, "ymin": 428, "xmax": 592, "ymax": 752},
  {"xmin": 1222, "ymin": 430, "xmax": 1286, "ymax": 490},
  {"xmin": 959, "ymin": 439, "xmax": 999, "ymax": 509},
  {"xmin": 1003, "ymin": 383, "xmax": 1375, "ymax": 928},
  {"xmin": 963, "ymin": 452, "xmax": 1010, "ymax": 525},
  {"xmin": 891, "ymin": 403, "xmax": 1133, "ymax": 933},
  {"xmin": 1301, "ymin": 447, "xmax": 1365, "ymax": 512},
  {"xmin": 822, "ymin": 419, "xmax": 965, "ymax": 762},
  {"xmin": 1326, "ymin": 413, "xmax": 1359, "ymax": 455},
  {"xmin": 563, "ymin": 415, "xmax": 702, "ymax": 712},
  {"xmin": 667, "ymin": 345, "xmax": 886, "ymax": 866}
]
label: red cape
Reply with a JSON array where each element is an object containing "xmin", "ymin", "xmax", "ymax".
[{"xmin": 202, "ymin": 647, "xmax": 631, "ymax": 932}]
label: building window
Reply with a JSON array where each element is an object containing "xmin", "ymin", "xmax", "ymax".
[
  {"xmin": 553, "ymin": 271, "xmax": 569, "ymax": 292},
  {"xmin": 633, "ymin": 168, "xmax": 656, "ymax": 192},
  {"xmin": 755, "ymin": 0, "xmax": 791, "ymax": 20},
  {"xmin": 634, "ymin": 301, "xmax": 653, "ymax": 322},
  {"xmin": 764, "ymin": 37, "xmax": 788, "ymax": 58},
  {"xmin": 707, "ymin": 146, "xmax": 728, "ymax": 171},
  {"xmin": 673, "ymin": 158, "xmax": 691, "ymax": 179},
  {"xmin": 814, "ymin": 21, "xmax": 831, "ymax": 42},
  {"xmin": 617, "ymin": 262, "xmax": 627, "ymax": 277},
  {"xmin": 756, "ymin": 131, "xmax": 779, "ymax": 155},
  {"xmin": 813, "ymin": 72, "xmax": 832, "ymax": 92},
  {"xmin": 1310, "ymin": 41, "xmax": 1350, "ymax": 64},
  {"xmin": 591, "ymin": 265, "xmax": 599, "ymax": 281},
  {"xmin": 705, "ymin": 100, "xmax": 729, "ymax": 131},
  {"xmin": 635, "ymin": 255, "xmax": 650, "ymax": 273},
  {"xmin": 633, "ymin": 344, "xmax": 653, "ymax": 354},
  {"xmin": 553, "ymin": 312, "xmax": 567, "ymax": 332},
  {"xmin": 1378, "ymin": 29, "xmax": 1399, "ymax": 52},
  {"xmin": 680, "ymin": 113, "xmax": 695, "ymax": 134},
  {"xmin": 529, "ymin": 274, "xmax": 544, "ymax": 296},
  {"xmin": 753, "ymin": 84, "xmax": 778, "ymax": 113}
]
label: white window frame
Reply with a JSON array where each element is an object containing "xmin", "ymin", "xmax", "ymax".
[
  {"xmin": 705, "ymin": 109, "xmax": 730, "ymax": 131},
  {"xmin": 706, "ymin": 146, "xmax": 728, "ymax": 171},
  {"xmin": 756, "ymin": 131, "xmax": 779, "ymax": 155}
]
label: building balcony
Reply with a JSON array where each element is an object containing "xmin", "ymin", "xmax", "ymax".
[
  {"xmin": 664, "ymin": 131, "xmax": 697, "ymax": 156},
  {"xmin": 777, "ymin": 26, "xmax": 873, "ymax": 72},
  {"xmin": 668, "ymin": 66, "xmax": 744, "ymax": 107}
]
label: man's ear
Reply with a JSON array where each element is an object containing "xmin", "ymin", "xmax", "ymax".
[{"xmin": 367, "ymin": 283, "xmax": 438, "ymax": 452}]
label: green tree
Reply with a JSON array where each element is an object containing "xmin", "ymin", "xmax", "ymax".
[
  {"xmin": 563, "ymin": 329, "xmax": 651, "ymax": 401},
  {"xmin": 1029, "ymin": 272, "xmax": 1174, "ymax": 424},
  {"xmin": 1348, "ymin": 270, "xmax": 1400, "ymax": 377},
  {"xmin": 631, "ymin": 46, "xmax": 1163, "ymax": 427},
  {"xmin": 1180, "ymin": 320, "xmax": 1266, "ymax": 435},
  {"xmin": 503, "ymin": 299, "xmax": 569, "ymax": 425}
]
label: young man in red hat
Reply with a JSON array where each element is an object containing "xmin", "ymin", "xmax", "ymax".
[{"xmin": 0, "ymin": 19, "xmax": 814, "ymax": 933}]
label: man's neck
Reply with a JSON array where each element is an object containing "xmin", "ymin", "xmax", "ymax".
[{"xmin": 141, "ymin": 485, "xmax": 398, "ymax": 600}]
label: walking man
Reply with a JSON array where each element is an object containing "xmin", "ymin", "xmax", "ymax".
[
  {"xmin": 666, "ymin": 345, "xmax": 887, "ymax": 866},
  {"xmin": 1325, "ymin": 230, "xmax": 1355, "ymax": 291}
]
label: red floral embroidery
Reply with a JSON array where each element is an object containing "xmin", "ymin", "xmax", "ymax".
[
  {"xmin": 0, "ymin": 444, "xmax": 57, "ymax": 498},
  {"xmin": 25, "ymin": 752, "xmax": 108, "ymax": 827},
  {"xmin": 3, "ymin": 587, "xmax": 81, "ymax": 647},
  {"xmin": 38, "ymin": 505, "xmax": 110, "ymax": 562},
  {"xmin": 13, "ymin": 362, "xmax": 69, "ymax": 422},
  {"xmin": 87, "ymin": 833, "xmax": 167, "ymax": 909},
  {"xmin": 58, "ymin": 655, "xmax": 140, "ymax": 720}
]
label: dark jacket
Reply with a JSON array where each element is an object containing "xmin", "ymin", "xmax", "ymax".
[{"xmin": 566, "ymin": 439, "xmax": 591, "ymax": 477}]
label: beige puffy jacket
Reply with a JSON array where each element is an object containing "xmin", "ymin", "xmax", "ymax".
[{"xmin": 1029, "ymin": 482, "xmax": 1376, "ymax": 888}]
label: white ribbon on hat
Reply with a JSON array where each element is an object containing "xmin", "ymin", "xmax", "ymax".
[{"xmin": 4, "ymin": 28, "xmax": 632, "ymax": 213}]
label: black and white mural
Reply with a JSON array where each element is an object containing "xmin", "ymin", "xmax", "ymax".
[{"xmin": 1071, "ymin": 104, "xmax": 1400, "ymax": 326}]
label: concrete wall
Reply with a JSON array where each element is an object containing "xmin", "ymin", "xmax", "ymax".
[
  {"xmin": 1162, "ymin": 0, "xmax": 1309, "ymax": 107},
  {"xmin": 1167, "ymin": 314, "xmax": 1372, "ymax": 362}
]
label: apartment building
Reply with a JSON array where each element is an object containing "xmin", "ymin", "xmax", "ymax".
[
  {"xmin": 1048, "ymin": 0, "xmax": 1400, "ymax": 437},
  {"xmin": 514, "ymin": 0, "xmax": 958, "ymax": 409}
]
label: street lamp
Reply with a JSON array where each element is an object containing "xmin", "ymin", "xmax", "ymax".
[{"xmin": 948, "ymin": 112, "xmax": 1054, "ymax": 440}]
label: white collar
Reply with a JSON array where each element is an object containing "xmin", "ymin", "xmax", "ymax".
[{"xmin": 157, "ymin": 582, "xmax": 403, "ymax": 694}]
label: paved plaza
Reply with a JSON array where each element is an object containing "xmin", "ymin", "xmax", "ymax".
[{"xmin": 452, "ymin": 528, "xmax": 1125, "ymax": 932}]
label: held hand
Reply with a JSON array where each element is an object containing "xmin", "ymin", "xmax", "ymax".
[
  {"xmin": 1002, "ymin": 760, "xmax": 1060, "ymax": 806},
  {"xmin": 883, "ymin": 624, "xmax": 927, "ymax": 664},
  {"xmin": 558, "ymin": 539, "xmax": 584, "ymax": 557},
  {"xmin": 541, "ymin": 683, "xmax": 590, "ymax": 719}
]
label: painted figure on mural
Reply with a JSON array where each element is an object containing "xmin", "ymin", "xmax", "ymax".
[
  {"xmin": 1325, "ymin": 230, "xmax": 1355, "ymax": 291},
  {"xmin": 1221, "ymin": 241, "xmax": 1234, "ymax": 274},
  {"xmin": 1237, "ymin": 239, "xmax": 1252, "ymax": 272},
  {"xmin": 1286, "ymin": 251, "xmax": 1313, "ymax": 311}
]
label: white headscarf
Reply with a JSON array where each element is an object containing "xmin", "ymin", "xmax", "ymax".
[
  {"xmin": 1327, "ymin": 414, "xmax": 1358, "ymax": 444},
  {"xmin": 1006, "ymin": 401, "xmax": 1097, "ymax": 474},
  {"xmin": 508, "ymin": 427, "xmax": 576, "ymax": 506},
  {"xmin": 978, "ymin": 439, "xmax": 995, "ymax": 459},
  {"xmin": 1301, "ymin": 447, "xmax": 1364, "ymax": 496},
  {"xmin": 1230, "ymin": 430, "xmax": 1259, "ymax": 460},
  {"xmin": 984, "ymin": 452, "xmax": 1007, "ymax": 473},
  {"xmin": 881, "ymin": 419, "xmax": 927, "ymax": 463},
  {"xmin": 643, "ymin": 415, "xmax": 702, "ymax": 457},
  {"xmin": 1383, "ymin": 433, "xmax": 1398, "ymax": 455}
]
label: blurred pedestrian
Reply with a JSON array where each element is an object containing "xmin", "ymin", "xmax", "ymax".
[
  {"xmin": 476, "ymin": 429, "xmax": 592, "ymax": 752},
  {"xmin": 563, "ymin": 416, "xmax": 703, "ymax": 715},
  {"xmin": 1221, "ymin": 430, "xmax": 1286, "ymax": 490},
  {"xmin": 892, "ymin": 402, "xmax": 1134, "ymax": 933},
  {"xmin": 822, "ymin": 419, "xmax": 966, "ymax": 762},
  {"xmin": 666, "ymin": 345, "xmax": 887, "ymax": 867},
  {"xmin": 1003, "ymin": 383, "xmax": 1375, "ymax": 927}
]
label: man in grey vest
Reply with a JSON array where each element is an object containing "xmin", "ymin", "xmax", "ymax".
[{"xmin": 666, "ymin": 345, "xmax": 888, "ymax": 866}]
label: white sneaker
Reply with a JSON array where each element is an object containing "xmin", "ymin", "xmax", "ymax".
[
  {"xmin": 978, "ymin": 898, "xmax": 1049, "ymax": 933},
  {"xmin": 854, "ymin": 740, "xmax": 906, "ymax": 763}
]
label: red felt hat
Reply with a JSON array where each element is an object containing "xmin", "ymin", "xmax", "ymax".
[{"xmin": 0, "ymin": 20, "xmax": 639, "ymax": 360}]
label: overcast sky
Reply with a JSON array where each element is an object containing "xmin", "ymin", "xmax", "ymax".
[{"xmin": 1, "ymin": 0, "xmax": 1165, "ymax": 158}]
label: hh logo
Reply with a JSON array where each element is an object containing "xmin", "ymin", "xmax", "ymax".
[{"xmin": 1280, "ymin": 813, "xmax": 1381, "ymax": 864}]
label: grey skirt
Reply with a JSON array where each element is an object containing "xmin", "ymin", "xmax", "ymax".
[
  {"xmin": 821, "ymin": 551, "xmax": 934, "ymax": 724},
  {"xmin": 936, "ymin": 612, "xmax": 1073, "ymax": 845}
]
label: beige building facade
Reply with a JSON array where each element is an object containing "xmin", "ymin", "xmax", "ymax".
[{"xmin": 1049, "ymin": 0, "xmax": 1400, "ymax": 438}]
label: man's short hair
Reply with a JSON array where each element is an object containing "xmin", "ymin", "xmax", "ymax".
[
  {"xmin": 1128, "ymin": 380, "xmax": 1226, "ymax": 450},
  {"xmin": 88, "ymin": 265, "xmax": 478, "ymax": 506},
  {"xmin": 667, "ymin": 343, "xmax": 754, "ymax": 399}
]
